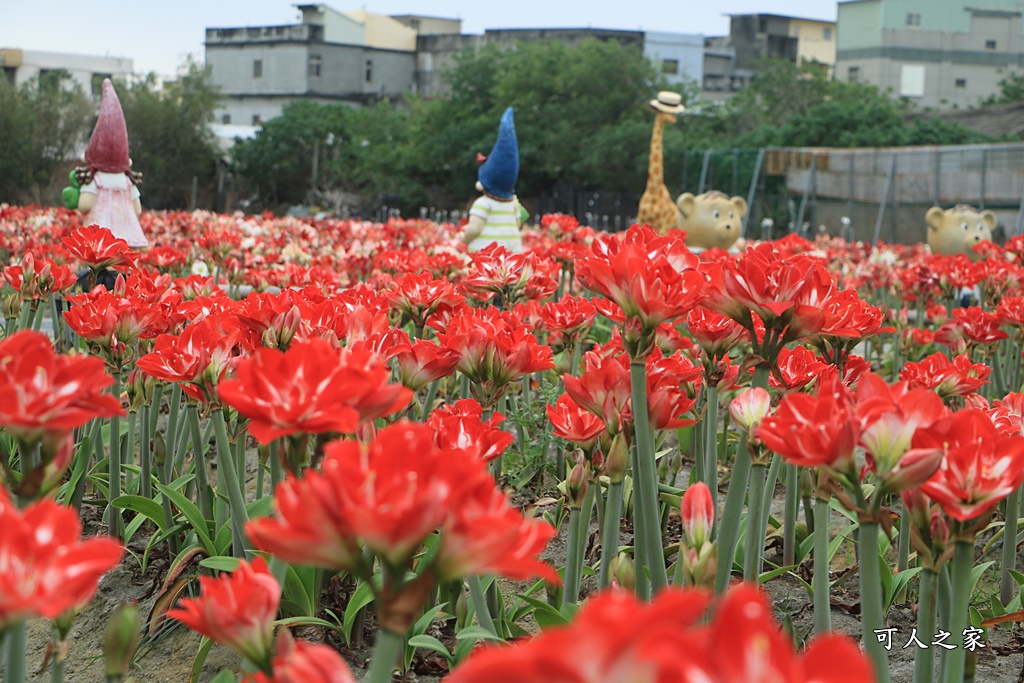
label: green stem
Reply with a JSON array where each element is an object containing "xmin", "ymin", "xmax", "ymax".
[
  {"xmin": 4, "ymin": 620, "xmax": 26, "ymax": 683},
  {"xmin": 744, "ymin": 463, "xmax": 768, "ymax": 581},
  {"xmin": 703, "ymin": 385, "xmax": 719, "ymax": 534},
  {"xmin": 760, "ymin": 454, "xmax": 783, "ymax": 543},
  {"xmin": 366, "ymin": 628, "xmax": 404, "ymax": 683},
  {"xmin": 913, "ymin": 569, "xmax": 939, "ymax": 683},
  {"xmin": 212, "ymin": 409, "xmax": 250, "ymax": 558},
  {"xmin": 1001, "ymin": 487, "xmax": 1021, "ymax": 605},
  {"xmin": 125, "ymin": 410, "xmax": 137, "ymax": 493},
  {"xmin": 108, "ymin": 374, "xmax": 123, "ymax": 539},
  {"xmin": 898, "ymin": 501, "xmax": 912, "ymax": 574},
  {"xmin": 563, "ymin": 504, "xmax": 583, "ymax": 605},
  {"xmin": 187, "ymin": 406, "xmax": 215, "ymax": 522},
  {"xmin": 140, "ymin": 405, "xmax": 151, "ymax": 500},
  {"xmin": 715, "ymin": 433, "xmax": 752, "ymax": 593},
  {"xmin": 940, "ymin": 539, "xmax": 975, "ymax": 683},
  {"xmin": 269, "ymin": 440, "xmax": 282, "ymax": 491},
  {"xmin": 50, "ymin": 649, "xmax": 64, "ymax": 683},
  {"xmin": 858, "ymin": 521, "xmax": 891, "ymax": 683},
  {"xmin": 813, "ymin": 495, "xmax": 832, "ymax": 634},
  {"xmin": 420, "ymin": 379, "xmax": 440, "ymax": 421},
  {"xmin": 629, "ymin": 360, "xmax": 669, "ymax": 594},
  {"xmin": 599, "ymin": 480, "xmax": 624, "ymax": 588},
  {"xmin": 783, "ymin": 463, "xmax": 798, "ymax": 567},
  {"xmin": 466, "ymin": 575, "xmax": 497, "ymax": 635}
]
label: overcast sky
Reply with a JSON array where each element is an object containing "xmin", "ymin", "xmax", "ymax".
[{"xmin": 1, "ymin": 1, "xmax": 836, "ymax": 75}]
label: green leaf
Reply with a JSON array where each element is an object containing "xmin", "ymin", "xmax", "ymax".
[
  {"xmin": 208, "ymin": 671, "xmax": 236, "ymax": 683},
  {"xmin": 971, "ymin": 561, "xmax": 996, "ymax": 596},
  {"xmin": 455, "ymin": 625, "xmax": 505, "ymax": 643},
  {"xmin": 111, "ymin": 495, "xmax": 167, "ymax": 533},
  {"xmin": 199, "ymin": 556, "xmax": 242, "ymax": 572},
  {"xmin": 246, "ymin": 496, "xmax": 273, "ymax": 519},
  {"xmin": 759, "ymin": 563, "xmax": 797, "ymax": 585},
  {"xmin": 157, "ymin": 482, "xmax": 216, "ymax": 555},
  {"xmin": 342, "ymin": 578, "xmax": 379, "ymax": 645},
  {"xmin": 189, "ymin": 636, "xmax": 215, "ymax": 683},
  {"xmin": 514, "ymin": 594, "xmax": 570, "ymax": 629},
  {"xmin": 274, "ymin": 616, "xmax": 340, "ymax": 632},
  {"xmin": 407, "ymin": 635, "xmax": 452, "ymax": 663}
]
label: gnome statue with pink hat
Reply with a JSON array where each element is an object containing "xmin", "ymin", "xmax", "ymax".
[{"xmin": 63, "ymin": 79, "xmax": 148, "ymax": 248}]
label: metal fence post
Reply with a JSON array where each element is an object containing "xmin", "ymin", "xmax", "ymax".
[
  {"xmin": 698, "ymin": 150, "xmax": 712, "ymax": 194},
  {"xmin": 795, "ymin": 154, "xmax": 817, "ymax": 235},
  {"xmin": 742, "ymin": 148, "xmax": 765, "ymax": 238},
  {"xmin": 873, "ymin": 153, "xmax": 897, "ymax": 245},
  {"xmin": 980, "ymin": 148, "xmax": 988, "ymax": 210}
]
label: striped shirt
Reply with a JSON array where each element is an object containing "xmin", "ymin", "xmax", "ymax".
[{"xmin": 467, "ymin": 195, "xmax": 523, "ymax": 252}]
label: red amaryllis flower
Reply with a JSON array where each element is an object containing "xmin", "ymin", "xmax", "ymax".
[
  {"xmin": 64, "ymin": 291, "xmax": 164, "ymax": 355},
  {"xmin": 537, "ymin": 295, "xmax": 597, "ymax": 339},
  {"xmin": 385, "ymin": 335, "xmax": 460, "ymax": 392},
  {"xmin": 729, "ymin": 387, "xmax": 772, "ymax": 432},
  {"xmin": 758, "ymin": 372, "xmax": 860, "ymax": 474},
  {"xmin": 563, "ymin": 351, "xmax": 633, "ymax": 436},
  {"xmin": 0, "ymin": 330, "xmax": 123, "ymax": 444},
  {"xmin": 935, "ymin": 306, "xmax": 1008, "ymax": 352},
  {"xmin": 0, "ymin": 488, "xmax": 124, "ymax": 629},
  {"xmin": 769, "ymin": 345, "xmax": 827, "ymax": 393},
  {"xmin": 900, "ymin": 352, "xmax": 990, "ymax": 399},
  {"xmin": 576, "ymin": 225, "xmax": 706, "ymax": 355},
  {"xmin": 247, "ymin": 422, "xmax": 487, "ymax": 568},
  {"xmin": 245, "ymin": 632, "xmax": 356, "ymax": 683},
  {"xmin": 434, "ymin": 476, "xmax": 558, "ymax": 582},
  {"xmin": 141, "ymin": 246, "xmax": 188, "ymax": 272},
  {"xmin": 988, "ymin": 392, "xmax": 1024, "ymax": 436},
  {"xmin": 427, "ymin": 398, "xmax": 515, "ymax": 463},
  {"xmin": 3, "ymin": 252, "xmax": 77, "ymax": 299},
  {"xmin": 438, "ymin": 308, "xmax": 554, "ymax": 407},
  {"xmin": 546, "ymin": 394, "xmax": 606, "ymax": 450},
  {"xmin": 817, "ymin": 289, "xmax": 893, "ymax": 339},
  {"xmin": 218, "ymin": 338, "xmax": 412, "ymax": 443},
  {"xmin": 645, "ymin": 351, "xmax": 701, "ymax": 430},
  {"xmin": 384, "ymin": 271, "xmax": 463, "ymax": 329},
  {"xmin": 136, "ymin": 317, "xmax": 242, "ymax": 404},
  {"xmin": 855, "ymin": 373, "xmax": 946, "ymax": 492},
  {"xmin": 446, "ymin": 583, "xmax": 873, "ymax": 683},
  {"xmin": 915, "ymin": 410, "xmax": 1024, "ymax": 522},
  {"xmin": 168, "ymin": 557, "xmax": 279, "ymax": 668},
  {"xmin": 62, "ymin": 225, "xmax": 138, "ymax": 272},
  {"xmin": 687, "ymin": 305, "xmax": 747, "ymax": 361}
]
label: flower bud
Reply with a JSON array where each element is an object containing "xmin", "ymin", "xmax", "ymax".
[
  {"xmin": 566, "ymin": 462, "xmax": 588, "ymax": 508},
  {"xmin": 680, "ymin": 482, "xmax": 714, "ymax": 548},
  {"xmin": 729, "ymin": 387, "xmax": 772, "ymax": 432},
  {"xmin": 2, "ymin": 290, "xmax": 22, "ymax": 320},
  {"xmin": 929, "ymin": 508, "xmax": 950, "ymax": 548},
  {"xmin": 882, "ymin": 447, "xmax": 943, "ymax": 493},
  {"xmin": 103, "ymin": 603, "xmax": 140, "ymax": 681},
  {"xmin": 611, "ymin": 552, "xmax": 635, "ymax": 592},
  {"xmin": 604, "ymin": 433, "xmax": 629, "ymax": 483},
  {"xmin": 125, "ymin": 369, "xmax": 155, "ymax": 411}
]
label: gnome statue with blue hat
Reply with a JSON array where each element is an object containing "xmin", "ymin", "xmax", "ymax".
[
  {"xmin": 461, "ymin": 108, "xmax": 525, "ymax": 252},
  {"xmin": 63, "ymin": 79, "xmax": 148, "ymax": 249}
]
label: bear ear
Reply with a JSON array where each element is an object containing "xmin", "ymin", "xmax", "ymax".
[
  {"xmin": 730, "ymin": 196, "xmax": 748, "ymax": 216},
  {"xmin": 981, "ymin": 210, "xmax": 997, "ymax": 230},
  {"xmin": 926, "ymin": 206, "xmax": 944, "ymax": 231},
  {"xmin": 676, "ymin": 193, "xmax": 696, "ymax": 217}
]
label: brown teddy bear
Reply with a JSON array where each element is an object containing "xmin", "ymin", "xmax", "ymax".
[
  {"xmin": 925, "ymin": 204, "xmax": 995, "ymax": 261},
  {"xmin": 676, "ymin": 191, "xmax": 747, "ymax": 251}
]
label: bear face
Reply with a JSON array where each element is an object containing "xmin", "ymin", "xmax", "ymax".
[
  {"xmin": 926, "ymin": 205, "xmax": 996, "ymax": 261},
  {"xmin": 676, "ymin": 191, "xmax": 748, "ymax": 251}
]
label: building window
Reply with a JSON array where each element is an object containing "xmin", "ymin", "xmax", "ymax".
[
  {"xmin": 823, "ymin": 27, "xmax": 833, "ymax": 40},
  {"xmin": 906, "ymin": 13, "xmax": 921, "ymax": 26},
  {"xmin": 221, "ymin": 114, "xmax": 231, "ymax": 124},
  {"xmin": 900, "ymin": 64, "xmax": 926, "ymax": 97},
  {"xmin": 986, "ymin": 40, "xmax": 997, "ymax": 50},
  {"xmin": 955, "ymin": 78, "xmax": 967, "ymax": 88},
  {"xmin": 662, "ymin": 59, "xmax": 679, "ymax": 75},
  {"xmin": 847, "ymin": 66, "xmax": 860, "ymax": 83},
  {"xmin": 365, "ymin": 59, "xmax": 373, "ymax": 83},
  {"xmin": 253, "ymin": 60, "xmax": 263, "ymax": 79},
  {"xmin": 309, "ymin": 55, "xmax": 322, "ymax": 78},
  {"xmin": 252, "ymin": 114, "xmax": 262, "ymax": 126}
]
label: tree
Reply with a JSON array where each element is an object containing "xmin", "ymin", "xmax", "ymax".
[
  {"xmin": 0, "ymin": 71, "xmax": 93, "ymax": 204},
  {"xmin": 117, "ymin": 60, "xmax": 221, "ymax": 209},
  {"xmin": 982, "ymin": 70, "xmax": 1024, "ymax": 105}
]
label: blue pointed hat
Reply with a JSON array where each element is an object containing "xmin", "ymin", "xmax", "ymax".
[{"xmin": 478, "ymin": 108, "xmax": 519, "ymax": 199}]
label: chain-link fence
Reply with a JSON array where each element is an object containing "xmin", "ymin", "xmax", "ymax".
[{"xmin": 681, "ymin": 143, "xmax": 1024, "ymax": 244}]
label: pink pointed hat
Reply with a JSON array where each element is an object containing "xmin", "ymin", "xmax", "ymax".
[{"xmin": 85, "ymin": 79, "xmax": 130, "ymax": 173}]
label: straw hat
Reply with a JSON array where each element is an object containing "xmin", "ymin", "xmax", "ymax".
[{"xmin": 649, "ymin": 91, "xmax": 685, "ymax": 115}]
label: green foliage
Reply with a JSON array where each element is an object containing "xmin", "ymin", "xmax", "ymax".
[
  {"xmin": 982, "ymin": 69, "xmax": 1024, "ymax": 105},
  {"xmin": 0, "ymin": 70, "xmax": 93, "ymax": 204},
  {"xmin": 117, "ymin": 59, "xmax": 222, "ymax": 209}
]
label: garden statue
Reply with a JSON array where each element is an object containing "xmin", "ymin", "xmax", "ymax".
[
  {"xmin": 637, "ymin": 91, "xmax": 685, "ymax": 235},
  {"xmin": 63, "ymin": 79, "xmax": 147, "ymax": 250},
  {"xmin": 926, "ymin": 204, "xmax": 995, "ymax": 261},
  {"xmin": 676, "ymin": 190, "xmax": 748, "ymax": 251},
  {"xmin": 461, "ymin": 107, "xmax": 524, "ymax": 252}
]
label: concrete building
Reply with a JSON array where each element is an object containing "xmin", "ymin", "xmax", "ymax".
[
  {"xmin": 727, "ymin": 13, "xmax": 837, "ymax": 81},
  {"xmin": 835, "ymin": 0, "xmax": 1024, "ymax": 109},
  {"xmin": 390, "ymin": 15, "xmax": 462, "ymax": 36},
  {"xmin": 205, "ymin": 4, "xmax": 417, "ymax": 125},
  {"xmin": 0, "ymin": 48, "xmax": 133, "ymax": 98}
]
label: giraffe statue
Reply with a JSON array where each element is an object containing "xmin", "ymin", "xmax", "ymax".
[{"xmin": 637, "ymin": 91, "xmax": 685, "ymax": 235}]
